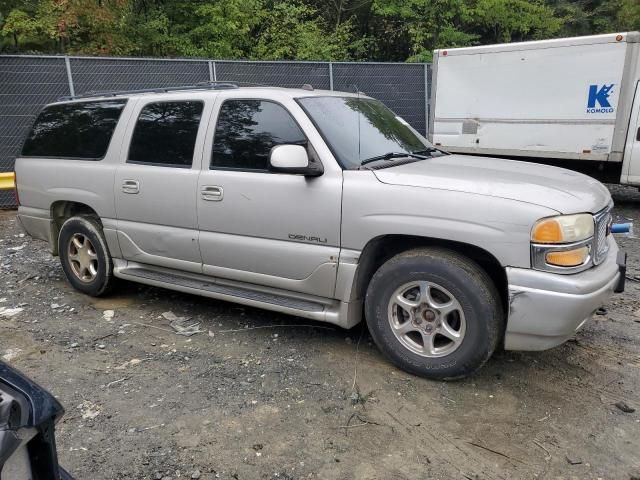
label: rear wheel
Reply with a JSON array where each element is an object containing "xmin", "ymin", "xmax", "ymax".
[
  {"xmin": 58, "ymin": 216, "xmax": 114, "ymax": 296},
  {"xmin": 365, "ymin": 248, "xmax": 503, "ymax": 380}
]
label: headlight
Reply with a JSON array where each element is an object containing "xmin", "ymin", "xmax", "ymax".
[
  {"xmin": 531, "ymin": 214, "xmax": 594, "ymax": 243},
  {"xmin": 531, "ymin": 214, "xmax": 595, "ymax": 273}
]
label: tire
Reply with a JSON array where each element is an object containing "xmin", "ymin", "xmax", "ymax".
[
  {"xmin": 58, "ymin": 216, "xmax": 115, "ymax": 297},
  {"xmin": 365, "ymin": 247, "xmax": 503, "ymax": 380}
]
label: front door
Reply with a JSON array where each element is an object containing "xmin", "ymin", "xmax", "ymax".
[
  {"xmin": 114, "ymin": 98, "xmax": 209, "ymax": 273},
  {"xmin": 622, "ymin": 81, "xmax": 640, "ymax": 186},
  {"xmin": 197, "ymin": 96, "xmax": 342, "ymax": 298}
]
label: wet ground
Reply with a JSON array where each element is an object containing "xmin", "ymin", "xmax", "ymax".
[{"xmin": 1, "ymin": 186, "xmax": 639, "ymax": 480}]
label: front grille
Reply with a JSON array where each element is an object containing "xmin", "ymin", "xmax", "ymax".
[{"xmin": 593, "ymin": 206, "xmax": 612, "ymax": 265}]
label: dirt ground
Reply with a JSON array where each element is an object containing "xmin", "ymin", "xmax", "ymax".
[{"xmin": 1, "ymin": 186, "xmax": 639, "ymax": 480}]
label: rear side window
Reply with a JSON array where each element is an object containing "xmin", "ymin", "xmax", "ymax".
[
  {"xmin": 21, "ymin": 100, "xmax": 126, "ymax": 159},
  {"xmin": 128, "ymin": 101, "xmax": 203, "ymax": 168},
  {"xmin": 211, "ymin": 100, "xmax": 306, "ymax": 171}
]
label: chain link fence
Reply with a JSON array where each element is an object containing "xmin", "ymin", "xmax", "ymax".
[{"xmin": 0, "ymin": 55, "xmax": 431, "ymax": 207}]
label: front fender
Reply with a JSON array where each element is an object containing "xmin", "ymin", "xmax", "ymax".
[{"xmin": 341, "ymin": 171, "xmax": 556, "ymax": 269}]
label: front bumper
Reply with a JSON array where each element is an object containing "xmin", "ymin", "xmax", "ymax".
[{"xmin": 504, "ymin": 236, "xmax": 625, "ymax": 351}]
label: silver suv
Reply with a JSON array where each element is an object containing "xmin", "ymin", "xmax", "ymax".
[{"xmin": 15, "ymin": 83, "xmax": 626, "ymax": 379}]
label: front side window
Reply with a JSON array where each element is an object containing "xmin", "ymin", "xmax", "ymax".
[
  {"xmin": 297, "ymin": 96, "xmax": 432, "ymax": 169},
  {"xmin": 128, "ymin": 101, "xmax": 203, "ymax": 168},
  {"xmin": 21, "ymin": 100, "xmax": 126, "ymax": 160},
  {"xmin": 211, "ymin": 100, "xmax": 307, "ymax": 171}
]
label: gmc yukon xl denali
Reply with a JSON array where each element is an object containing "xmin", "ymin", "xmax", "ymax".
[{"xmin": 14, "ymin": 83, "xmax": 626, "ymax": 379}]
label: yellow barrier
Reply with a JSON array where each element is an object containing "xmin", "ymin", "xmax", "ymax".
[{"xmin": 0, "ymin": 172, "xmax": 15, "ymax": 191}]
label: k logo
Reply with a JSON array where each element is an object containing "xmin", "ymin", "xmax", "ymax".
[{"xmin": 587, "ymin": 84, "xmax": 614, "ymax": 109}]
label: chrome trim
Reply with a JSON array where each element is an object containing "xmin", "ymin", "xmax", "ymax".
[
  {"xmin": 531, "ymin": 238, "xmax": 593, "ymax": 274},
  {"xmin": 593, "ymin": 206, "xmax": 612, "ymax": 265}
]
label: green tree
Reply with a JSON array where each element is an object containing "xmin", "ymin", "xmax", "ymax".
[
  {"xmin": 469, "ymin": 0, "xmax": 562, "ymax": 43},
  {"xmin": 548, "ymin": 0, "xmax": 640, "ymax": 36},
  {"xmin": 0, "ymin": 0, "xmax": 636, "ymax": 60},
  {"xmin": 171, "ymin": 0, "xmax": 264, "ymax": 58},
  {"xmin": 1, "ymin": 8, "xmax": 38, "ymax": 48},
  {"xmin": 372, "ymin": 0, "xmax": 478, "ymax": 61},
  {"xmin": 253, "ymin": 2, "xmax": 356, "ymax": 60}
]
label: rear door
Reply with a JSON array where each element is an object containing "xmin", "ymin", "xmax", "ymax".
[
  {"xmin": 622, "ymin": 81, "xmax": 640, "ymax": 186},
  {"xmin": 114, "ymin": 97, "xmax": 211, "ymax": 273}
]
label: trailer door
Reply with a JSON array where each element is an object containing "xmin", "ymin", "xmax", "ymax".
[{"xmin": 622, "ymin": 82, "xmax": 640, "ymax": 186}]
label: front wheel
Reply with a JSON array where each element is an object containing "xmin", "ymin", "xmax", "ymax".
[
  {"xmin": 58, "ymin": 216, "xmax": 115, "ymax": 297},
  {"xmin": 365, "ymin": 248, "xmax": 503, "ymax": 380}
]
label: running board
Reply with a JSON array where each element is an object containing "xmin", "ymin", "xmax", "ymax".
[{"xmin": 114, "ymin": 264, "xmax": 336, "ymax": 322}]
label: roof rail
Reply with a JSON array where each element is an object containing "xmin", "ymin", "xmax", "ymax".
[{"xmin": 57, "ymin": 81, "xmax": 239, "ymax": 101}]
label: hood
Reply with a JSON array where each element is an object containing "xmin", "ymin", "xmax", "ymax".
[{"xmin": 372, "ymin": 154, "xmax": 611, "ymax": 214}]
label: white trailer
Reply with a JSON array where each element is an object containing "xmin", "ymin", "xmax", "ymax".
[{"xmin": 429, "ymin": 32, "xmax": 640, "ymax": 186}]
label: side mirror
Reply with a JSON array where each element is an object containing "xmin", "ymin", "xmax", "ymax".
[{"xmin": 269, "ymin": 145, "xmax": 323, "ymax": 176}]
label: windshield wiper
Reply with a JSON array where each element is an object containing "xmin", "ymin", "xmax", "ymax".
[
  {"xmin": 411, "ymin": 147, "xmax": 445, "ymax": 156},
  {"xmin": 359, "ymin": 151, "xmax": 427, "ymax": 168}
]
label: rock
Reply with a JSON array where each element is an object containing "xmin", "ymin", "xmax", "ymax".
[
  {"xmin": 191, "ymin": 470, "xmax": 201, "ymax": 479},
  {"xmin": 565, "ymin": 455, "xmax": 582, "ymax": 465},
  {"xmin": 2, "ymin": 348, "xmax": 23, "ymax": 361},
  {"xmin": 162, "ymin": 311, "xmax": 179, "ymax": 321},
  {"xmin": 103, "ymin": 310, "xmax": 115, "ymax": 321},
  {"xmin": 595, "ymin": 307, "xmax": 607, "ymax": 315},
  {"xmin": 0, "ymin": 306, "xmax": 23, "ymax": 318},
  {"xmin": 615, "ymin": 401, "xmax": 636, "ymax": 413},
  {"xmin": 115, "ymin": 358, "xmax": 142, "ymax": 370},
  {"xmin": 77, "ymin": 400, "xmax": 101, "ymax": 419}
]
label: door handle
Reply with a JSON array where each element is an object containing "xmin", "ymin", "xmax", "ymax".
[
  {"xmin": 201, "ymin": 185, "xmax": 223, "ymax": 201},
  {"xmin": 637, "ymin": 127, "xmax": 640, "ymax": 141},
  {"xmin": 122, "ymin": 180, "xmax": 139, "ymax": 194}
]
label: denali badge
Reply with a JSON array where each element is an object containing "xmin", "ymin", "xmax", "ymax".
[{"xmin": 288, "ymin": 234, "xmax": 328, "ymax": 243}]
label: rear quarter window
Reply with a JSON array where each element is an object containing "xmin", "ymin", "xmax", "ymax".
[
  {"xmin": 128, "ymin": 101, "xmax": 203, "ymax": 168},
  {"xmin": 21, "ymin": 99, "xmax": 127, "ymax": 160}
]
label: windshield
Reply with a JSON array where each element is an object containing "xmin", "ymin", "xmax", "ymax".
[{"xmin": 297, "ymin": 96, "xmax": 433, "ymax": 169}]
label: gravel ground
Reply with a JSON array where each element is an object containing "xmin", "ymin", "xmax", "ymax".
[{"xmin": 1, "ymin": 186, "xmax": 639, "ymax": 480}]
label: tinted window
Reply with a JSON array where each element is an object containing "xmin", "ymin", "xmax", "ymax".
[
  {"xmin": 21, "ymin": 100, "xmax": 126, "ymax": 159},
  {"xmin": 128, "ymin": 101, "xmax": 203, "ymax": 167},
  {"xmin": 297, "ymin": 96, "xmax": 428, "ymax": 169},
  {"xmin": 211, "ymin": 100, "xmax": 306, "ymax": 171}
]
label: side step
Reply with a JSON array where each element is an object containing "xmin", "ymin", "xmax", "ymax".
[{"xmin": 116, "ymin": 265, "xmax": 328, "ymax": 317}]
